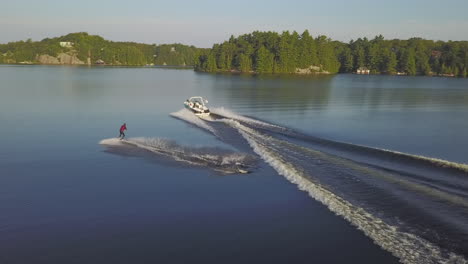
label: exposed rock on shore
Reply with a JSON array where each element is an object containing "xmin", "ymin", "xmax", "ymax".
[
  {"xmin": 295, "ymin": 65, "xmax": 330, "ymax": 74},
  {"xmin": 36, "ymin": 53, "xmax": 85, "ymax": 65},
  {"xmin": 36, "ymin": 54, "xmax": 59, "ymax": 64}
]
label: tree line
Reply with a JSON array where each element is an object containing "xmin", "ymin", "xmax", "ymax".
[
  {"xmin": 195, "ymin": 30, "xmax": 468, "ymax": 77},
  {"xmin": 0, "ymin": 32, "xmax": 202, "ymax": 66},
  {"xmin": 2, "ymin": 31, "xmax": 466, "ymax": 77}
]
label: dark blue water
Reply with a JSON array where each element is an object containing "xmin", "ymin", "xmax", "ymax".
[{"xmin": 1, "ymin": 65, "xmax": 468, "ymax": 263}]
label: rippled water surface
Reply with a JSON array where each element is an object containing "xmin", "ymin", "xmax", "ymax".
[{"xmin": 1, "ymin": 65, "xmax": 467, "ymax": 264}]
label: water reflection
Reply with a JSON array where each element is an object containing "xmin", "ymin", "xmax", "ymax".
[
  {"xmin": 329, "ymin": 75, "xmax": 468, "ymax": 111},
  {"xmin": 204, "ymin": 73, "xmax": 334, "ymax": 114},
  {"xmin": 203, "ymin": 73, "xmax": 468, "ymax": 114}
]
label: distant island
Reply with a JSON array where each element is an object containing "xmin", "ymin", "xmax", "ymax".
[
  {"xmin": 1, "ymin": 31, "xmax": 467, "ymax": 78},
  {"xmin": 0, "ymin": 32, "xmax": 205, "ymax": 67},
  {"xmin": 195, "ymin": 30, "xmax": 468, "ymax": 77}
]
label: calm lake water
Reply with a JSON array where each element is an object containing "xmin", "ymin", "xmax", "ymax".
[{"xmin": 1, "ymin": 65, "xmax": 468, "ymax": 263}]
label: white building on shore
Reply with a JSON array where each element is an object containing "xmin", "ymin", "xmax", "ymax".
[
  {"xmin": 59, "ymin": 42, "xmax": 74, "ymax": 48},
  {"xmin": 356, "ymin": 67, "xmax": 370, "ymax": 74}
]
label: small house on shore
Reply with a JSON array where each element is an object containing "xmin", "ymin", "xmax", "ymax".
[
  {"xmin": 95, "ymin": 59, "xmax": 105, "ymax": 65},
  {"xmin": 356, "ymin": 67, "xmax": 370, "ymax": 74},
  {"xmin": 59, "ymin": 42, "xmax": 74, "ymax": 48}
]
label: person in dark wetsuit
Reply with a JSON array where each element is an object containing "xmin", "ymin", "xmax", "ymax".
[{"xmin": 119, "ymin": 123, "xmax": 127, "ymax": 139}]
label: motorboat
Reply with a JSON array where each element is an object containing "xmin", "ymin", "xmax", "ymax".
[{"xmin": 184, "ymin": 96, "xmax": 210, "ymax": 116}]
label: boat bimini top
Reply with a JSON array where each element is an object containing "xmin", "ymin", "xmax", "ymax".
[{"xmin": 184, "ymin": 96, "xmax": 210, "ymax": 116}]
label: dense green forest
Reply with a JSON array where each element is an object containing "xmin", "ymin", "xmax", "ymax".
[
  {"xmin": 0, "ymin": 32, "xmax": 203, "ymax": 66},
  {"xmin": 2, "ymin": 31, "xmax": 467, "ymax": 77},
  {"xmin": 195, "ymin": 30, "xmax": 468, "ymax": 77}
]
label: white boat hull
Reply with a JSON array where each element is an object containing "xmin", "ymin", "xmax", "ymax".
[{"xmin": 184, "ymin": 96, "xmax": 210, "ymax": 117}]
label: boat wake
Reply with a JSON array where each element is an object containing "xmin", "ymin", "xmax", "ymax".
[
  {"xmin": 170, "ymin": 109, "xmax": 218, "ymax": 136},
  {"xmin": 99, "ymin": 137, "xmax": 256, "ymax": 174},
  {"xmin": 171, "ymin": 107, "xmax": 468, "ymax": 264}
]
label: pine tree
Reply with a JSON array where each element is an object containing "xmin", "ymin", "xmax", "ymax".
[
  {"xmin": 416, "ymin": 51, "xmax": 431, "ymax": 75},
  {"xmin": 401, "ymin": 49, "xmax": 417, "ymax": 75},
  {"xmin": 407, "ymin": 53, "xmax": 417, "ymax": 75},
  {"xmin": 255, "ymin": 46, "xmax": 274, "ymax": 73},
  {"xmin": 339, "ymin": 47, "xmax": 354, "ymax": 72},
  {"xmin": 367, "ymin": 44, "xmax": 379, "ymax": 73},
  {"xmin": 383, "ymin": 51, "xmax": 397, "ymax": 74},
  {"xmin": 270, "ymin": 31, "xmax": 301, "ymax": 73},
  {"xmin": 206, "ymin": 52, "xmax": 217, "ymax": 72},
  {"xmin": 239, "ymin": 54, "xmax": 252, "ymax": 72},
  {"xmin": 297, "ymin": 30, "xmax": 318, "ymax": 68},
  {"xmin": 277, "ymin": 31, "xmax": 295, "ymax": 73},
  {"xmin": 316, "ymin": 35, "xmax": 340, "ymax": 73},
  {"xmin": 355, "ymin": 46, "xmax": 366, "ymax": 69}
]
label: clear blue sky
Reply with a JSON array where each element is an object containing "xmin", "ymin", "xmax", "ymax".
[{"xmin": 2, "ymin": 0, "xmax": 468, "ymax": 47}]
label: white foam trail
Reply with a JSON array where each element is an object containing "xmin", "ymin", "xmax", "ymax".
[
  {"xmin": 170, "ymin": 108, "xmax": 218, "ymax": 136},
  {"xmin": 100, "ymin": 137, "xmax": 254, "ymax": 174},
  {"xmin": 223, "ymin": 119, "xmax": 467, "ymax": 264},
  {"xmin": 99, "ymin": 138, "xmax": 124, "ymax": 146}
]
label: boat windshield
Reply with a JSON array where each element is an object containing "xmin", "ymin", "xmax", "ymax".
[{"xmin": 189, "ymin": 97, "xmax": 206, "ymax": 106}]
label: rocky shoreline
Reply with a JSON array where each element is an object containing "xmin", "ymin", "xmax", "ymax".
[{"xmin": 36, "ymin": 53, "xmax": 86, "ymax": 65}]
